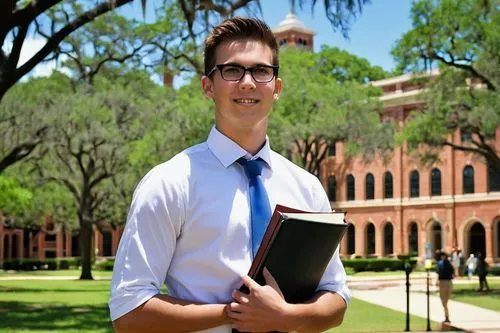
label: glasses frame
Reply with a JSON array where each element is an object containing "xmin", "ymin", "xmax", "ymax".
[{"xmin": 207, "ymin": 63, "xmax": 279, "ymax": 83}]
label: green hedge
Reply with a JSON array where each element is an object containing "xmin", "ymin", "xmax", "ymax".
[
  {"xmin": 2, "ymin": 257, "xmax": 88, "ymax": 271},
  {"xmin": 342, "ymin": 258, "xmax": 418, "ymax": 272},
  {"xmin": 489, "ymin": 266, "xmax": 500, "ymax": 276},
  {"xmin": 94, "ymin": 259, "xmax": 115, "ymax": 271}
]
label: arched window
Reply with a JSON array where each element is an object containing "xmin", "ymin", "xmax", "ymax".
[
  {"xmin": 410, "ymin": 170, "xmax": 419, "ymax": 198},
  {"xmin": 347, "ymin": 224, "xmax": 355, "ymax": 255},
  {"xmin": 488, "ymin": 164, "xmax": 500, "ymax": 192},
  {"xmin": 409, "ymin": 222, "xmax": 419, "ymax": 254},
  {"xmin": 384, "ymin": 171, "xmax": 393, "ymax": 199},
  {"xmin": 365, "ymin": 173, "xmax": 375, "ymax": 200},
  {"xmin": 384, "ymin": 223, "xmax": 394, "ymax": 255},
  {"xmin": 430, "ymin": 168, "xmax": 442, "ymax": 196},
  {"xmin": 463, "ymin": 165, "xmax": 475, "ymax": 194},
  {"xmin": 327, "ymin": 176, "xmax": 336, "ymax": 201},
  {"xmin": 346, "ymin": 174, "xmax": 355, "ymax": 201},
  {"xmin": 366, "ymin": 223, "xmax": 376, "ymax": 255}
]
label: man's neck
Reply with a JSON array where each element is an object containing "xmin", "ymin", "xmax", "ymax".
[{"xmin": 215, "ymin": 124, "xmax": 267, "ymax": 156}]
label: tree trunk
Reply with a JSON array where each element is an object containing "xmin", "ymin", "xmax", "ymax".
[
  {"xmin": 0, "ymin": 75, "xmax": 12, "ymax": 103},
  {"xmin": 79, "ymin": 213, "xmax": 94, "ymax": 280}
]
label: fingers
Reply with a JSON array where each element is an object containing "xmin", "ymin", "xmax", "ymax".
[
  {"xmin": 241, "ymin": 274, "xmax": 261, "ymax": 291},
  {"xmin": 228, "ymin": 301, "xmax": 245, "ymax": 314},
  {"xmin": 232, "ymin": 289, "xmax": 250, "ymax": 304}
]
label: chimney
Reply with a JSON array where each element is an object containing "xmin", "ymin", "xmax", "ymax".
[{"xmin": 163, "ymin": 71, "xmax": 173, "ymax": 87}]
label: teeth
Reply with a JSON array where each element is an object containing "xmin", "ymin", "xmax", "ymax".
[{"xmin": 235, "ymin": 99, "xmax": 258, "ymax": 104}]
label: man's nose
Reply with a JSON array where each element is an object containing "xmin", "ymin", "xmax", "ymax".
[{"xmin": 239, "ymin": 71, "xmax": 256, "ymax": 90}]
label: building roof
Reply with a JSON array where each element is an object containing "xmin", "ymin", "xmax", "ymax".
[
  {"xmin": 273, "ymin": 12, "xmax": 315, "ymax": 35},
  {"xmin": 371, "ymin": 69, "xmax": 440, "ymax": 87}
]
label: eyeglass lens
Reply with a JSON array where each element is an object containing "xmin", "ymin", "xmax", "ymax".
[{"xmin": 221, "ymin": 65, "xmax": 274, "ymax": 82}]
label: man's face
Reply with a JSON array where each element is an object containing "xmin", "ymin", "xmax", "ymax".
[{"xmin": 201, "ymin": 40, "xmax": 282, "ymax": 137}]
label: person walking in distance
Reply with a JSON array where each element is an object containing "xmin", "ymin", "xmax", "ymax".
[
  {"xmin": 436, "ymin": 251, "xmax": 454, "ymax": 323},
  {"xmin": 476, "ymin": 253, "xmax": 490, "ymax": 292},
  {"xmin": 466, "ymin": 253, "xmax": 477, "ymax": 280}
]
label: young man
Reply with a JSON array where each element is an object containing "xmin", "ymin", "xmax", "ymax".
[{"xmin": 109, "ymin": 17, "xmax": 350, "ymax": 333}]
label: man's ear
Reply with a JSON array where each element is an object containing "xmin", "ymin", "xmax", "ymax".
[
  {"xmin": 201, "ymin": 75, "xmax": 214, "ymax": 99},
  {"xmin": 273, "ymin": 77, "xmax": 282, "ymax": 101}
]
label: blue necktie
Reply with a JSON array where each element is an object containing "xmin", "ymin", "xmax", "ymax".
[{"xmin": 238, "ymin": 158, "xmax": 272, "ymax": 258}]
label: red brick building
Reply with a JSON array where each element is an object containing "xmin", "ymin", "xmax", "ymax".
[
  {"xmin": 0, "ymin": 215, "xmax": 123, "ymax": 263},
  {"xmin": 323, "ymin": 72, "xmax": 500, "ymax": 264}
]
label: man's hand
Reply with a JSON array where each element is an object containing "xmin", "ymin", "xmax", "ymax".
[{"xmin": 227, "ymin": 267, "xmax": 295, "ymax": 332}]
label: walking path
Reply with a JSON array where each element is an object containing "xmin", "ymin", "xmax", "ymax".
[{"xmin": 348, "ymin": 275, "xmax": 500, "ymax": 333}]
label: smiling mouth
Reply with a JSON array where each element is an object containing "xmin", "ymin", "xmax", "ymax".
[{"xmin": 234, "ymin": 98, "xmax": 259, "ymax": 104}]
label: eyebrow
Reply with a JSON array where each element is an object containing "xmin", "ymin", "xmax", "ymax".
[{"xmin": 222, "ymin": 62, "xmax": 273, "ymax": 67}]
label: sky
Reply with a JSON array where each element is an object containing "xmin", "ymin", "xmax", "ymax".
[
  {"xmin": 258, "ymin": 0, "xmax": 414, "ymax": 72},
  {"xmin": 15, "ymin": 0, "xmax": 414, "ymax": 80}
]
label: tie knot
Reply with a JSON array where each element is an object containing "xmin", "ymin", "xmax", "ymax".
[{"xmin": 238, "ymin": 158, "xmax": 265, "ymax": 178}]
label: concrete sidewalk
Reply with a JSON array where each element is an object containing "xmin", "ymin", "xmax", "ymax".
[{"xmin": 349, "ymin": 277, "xmax": 500, "ymax": 333}]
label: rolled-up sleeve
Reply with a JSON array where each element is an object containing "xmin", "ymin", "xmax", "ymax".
[
  {"xmin": 313, "ymin": 178, "xmax": 351, "ymax": 304},
  {"xmin": 109, "ymin": 164, "xmax": 185, "ymax": 321}
]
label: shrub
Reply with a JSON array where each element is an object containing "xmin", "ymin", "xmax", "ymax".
[
  {"xmin": 94, "ymin": 259, "xmax": 115, "ymax": 271},
  {"xmin": 489, "ymin": 265, "xmax": 500, "ymax": 276},
  {"xmin": 2, "ymin": 259, "xmax": 21, "ymax": 271},
  {"xmin": 341, "ymin": 258, "xmax": 417, "ymax": 273},
  {"xmin": 19, "ymin": 259, "xmax": 42, "ymax": 271},
  {"xmin": 44, "ymin": 259, "xmax": 58, "ymax": 270},
  {"xmin": 59, "ymin": 260, "xmax": 70, "ymax": 269}
]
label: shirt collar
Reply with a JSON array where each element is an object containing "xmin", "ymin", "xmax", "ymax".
[{"xmin": 206, "ymin": 126, "xmax": 273, "ymax": 169}]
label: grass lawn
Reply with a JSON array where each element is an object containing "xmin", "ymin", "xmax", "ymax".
[
  {"xmin": 330, "ymin": 298, "xmax": 438, "ymax": 332},
  {"xmin": 0, "ymin": 280, "xmax": 112, "ymax": 333},
  {"xmin": 0, "ymin": 278, "xmax": 438, "ymax": 333},
  {"xmin": 450, "ymin": 280, "xmax": 500, "ymax": 312},
  {"xmin": 0, "ymin": 269, "xmax": 112, "ymax": 278}
]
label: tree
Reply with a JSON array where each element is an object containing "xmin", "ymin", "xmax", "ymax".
[
  {"xmin": 1, "ymin": 0, "xmax": 370, "ymax": 101},
  {"xmin": 269, "ymin": 46, "xmax": 392, "ymax": 177},
  {"xmin": 26, "ymin": 72, "xmax": 173, "ymax": 279},
  {"xmin": 0, "ymin": 72, "xmax": 71, "ymax": 172},
  {"xmin": 392, "ymin": 0, "xmax": 500, "ymax": 173}
]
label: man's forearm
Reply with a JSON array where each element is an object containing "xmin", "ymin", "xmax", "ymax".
[
  {"xmin": 286, "ymin": 291, "xmax": 347, "ymax": 333},
  {"xmin": 113, "ymin": 294, "xmax": 229, "ymax": 333}
]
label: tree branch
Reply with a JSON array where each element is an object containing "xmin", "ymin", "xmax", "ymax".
[
  {"xmin": 12, "ymin": 0, "xmax": 61, "ymax": 28},
  {"xmin": 0, "ymin": 125, "xmax": 48, "ymax": 173},
  {"xmin": 7, "ymin": 23, "xmax": 29, "ymax": 69},
  {"xmin": 432, "ymin": 52, "xmax": 496, "ymax": 91},
  {"xmin": 198, "ymin": 0, "xmax": 255, "ymax": 16},
  {"xmin": 47, "ymin": 175, "xmax": 81, "ymax": 204},
  {"xmin": 12, "ymin": 0, "xmax": 133, "ymax": 85}
]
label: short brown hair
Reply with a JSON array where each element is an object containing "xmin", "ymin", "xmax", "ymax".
[{"xmin": 204, "ymin": 17, "xmax": 279, "ymax": 75}]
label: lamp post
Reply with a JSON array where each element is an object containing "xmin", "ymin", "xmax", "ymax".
[
  {"xmin": 425, "ymin": 259, "xmax": 433, "ymax": 332},
  {"xmin": 404, "ymin": 261, "xmax": 413, "ymax": 332}
]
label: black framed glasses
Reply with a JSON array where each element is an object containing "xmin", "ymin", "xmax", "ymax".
[{"xmin": 207, "ymin": 64, "xmax": 279, "ymax": 83}]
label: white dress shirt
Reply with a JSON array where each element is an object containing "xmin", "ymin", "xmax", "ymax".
[{"xmin": 109, "ymin": 126, "xmax": 350, "ymax": 332}]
